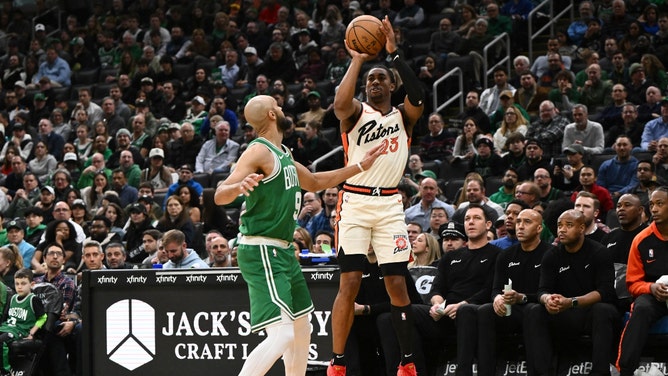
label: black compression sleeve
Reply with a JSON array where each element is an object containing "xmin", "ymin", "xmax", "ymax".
[{"xmin": 389, "ymin": 51, "xmax": 425, "ymax": 107}]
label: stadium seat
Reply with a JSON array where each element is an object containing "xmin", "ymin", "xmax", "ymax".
[
  {"xmin": 485, "ymin": 176, "xmax": 504, "ymax": 196},
  {"xmin": 98, "ymin": 67, "xmax": 119, "ymax": 83},
  {"xmin": 444, "ymin": 178, "xmax": 466, "ymax": 202},
  {"xmin": 193, "ymin": 172, "xmax": 210, "ymax": 188},
  {"xmin": 72, "ymin": 68, "xmax": 99, "ymax": 85},
  {"xmin": 173, "ymin": 63, "xmax": 194, "ymax": 79}
]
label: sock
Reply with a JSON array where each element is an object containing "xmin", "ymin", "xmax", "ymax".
[
  {"xmin": 331, "ymin": 353, "xmax": 345, "ymax": 366},
  {"xmin": 391, "ymin": 304, "xmax": 414, "ymax": 365}
]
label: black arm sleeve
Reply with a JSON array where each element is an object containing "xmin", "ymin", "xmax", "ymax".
[{"xmin": 390, "ymin": 52, "xmax": 425, "ymax": 107}]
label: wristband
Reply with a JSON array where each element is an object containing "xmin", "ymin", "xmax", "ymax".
[
  {"xmin": 356, "ymin": 162, "xmax": 365, "ymax": 172},
  {"xmin": 363, "ymin": 305, "xmax": 370, "ymax": 315}
]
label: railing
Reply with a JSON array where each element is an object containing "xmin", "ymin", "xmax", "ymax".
[
  {"xmin": 527, "ymin": 1, "xmax": 575, "ymax": 60},
  {"xmin": 32, "ymin": 6, "xmax": 62, "ymax": 40},
  {"xmin": 310, "ymin": 146, "xmax": 343, "ymax": 172},
  {"xmin": 482, "ymin": 32, "xmax": 511, "ymax": 90},
  {"xmin": 433, "ymin": 67, "xmax": 464, "ymax": 115}
]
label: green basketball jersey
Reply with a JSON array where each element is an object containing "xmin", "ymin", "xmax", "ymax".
[
  {"xmin": 5, "ymin": 293, "xmax": 38, "ymax": 335},
  {"xmin": 240, "ymin": 138, "xmax": 301, "ymax": 243}
]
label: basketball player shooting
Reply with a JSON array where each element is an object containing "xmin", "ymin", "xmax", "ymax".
[{"xmin": 327, "ymin": 15, "xmax": 425, "ymax": 376}]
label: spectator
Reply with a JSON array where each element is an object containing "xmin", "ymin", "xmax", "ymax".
[
  {"xmin": 480, "ymin": 67, "xmax": 515, "ymax": 116},
  {"xmin": 429, "ymin": 18, "xmax": 461, "ymax": 64},
  {"xmin": 453, "ymin": 91, "xmax": 492, "ymax": 134},
  {"xmin": 604, "ymin": 101, "xmax": 642, "ymax": 149},
  {"xmin": 485, "ymin": 2, "xmax": 512, "ymax": 37},
  {"xmin": 570, "ymin": 168, "xmax": 614, "ymax": 222},
  {"xmin": 516, "ymin": 138, "xmax": 552, "ymax": 182},
  {"xmin": 493, "ymin": 107, "xmax": 528, "ymax": 152},
  {"xmin": 452, "ymin": 178, "xmax": 504, "ymax": 223},
  {"xmin": 393, "ymin": 0, "xmax": 425, "ymax": 29},
  {"xmin": 111, "ymin": 169, "xmax": 138, "ymax": 208},
  {"xmin": 562, "ymin": 104, "xmax": 604, "ymax": 156},
  {"xmin": 637, "ymin": 86, "xmax": 661, "ymax": 124},
  {"xmin": 597, "ymin": 136, "xmax": 639, "ymax": 199},
  {"xmin": 28, "ymin": 140, "xmax": 57, "ymax": 184},
  {"xmin": 625, "ymin": 62, "xmax": 651, "ymax": 105},
  {"xmin": 405, "ymin": 178, "xmax": 455, "ymax": 231},
  {"xmin": 630, "ymin": 160, "xmax": 663, "ymax": 206},
  {"xmin": 30, "ymin": 46, "xmax": 71, "ymax": 87},
  {"xmin": 526, "ymin": 100, "xmax": 568, "ymax": 158},
  {"xmin": 534, "ymin": 168, "xmax": 565, "ymax": 203},
  {"xmin": 161, "ymin": 229, "xmax": 208, "ymax": 269},
  {"xmin": 469, "ymin": 137, "xmax": 504, "ymax": 180},
  {"xmin": 195, "ymin": 121, "xmax": 240, "ymax": 174},
  {"xmin": 419, "ymin": 113, "xmax": 457, "ymax": 163},
  {"xmin": 578, "ymin": 64, "xmax": 612, "ymax": 113},
  {"xmin": 641, "ymin": 97, "xmax": 668, "ymax": 151}
]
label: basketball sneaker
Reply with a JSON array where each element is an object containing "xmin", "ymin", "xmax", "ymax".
[
  {"xmin": 397, "ymin": 362, "xmax": 417, "ymax": 376},
  {"xmin": 327, "ymin": 364, "xmax": 346, "ymax": 376}
]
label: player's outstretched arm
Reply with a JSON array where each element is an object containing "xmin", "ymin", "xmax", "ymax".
[
  {"xmin": 334, "ymin": 40, "xmax": 376, "ymax": 127},
  {"xmin": 214, "ymin": 143, "xmax": 272, "ymax": 205},
  {"xmin": 296, "ymin": 144, "xmax": 383, "ymax": 191}
]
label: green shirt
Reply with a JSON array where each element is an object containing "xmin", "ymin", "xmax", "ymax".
[{"xmin": 240, "ymin": 138, "xmax": 300, "ymax": 243}]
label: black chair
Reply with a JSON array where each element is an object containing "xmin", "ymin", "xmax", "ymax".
[
  {"xmin": 485, "ymin": 176, "xmax": 504, "ymax": 196},
  {"xmin": 93, "ymin": 83, "xmax": 113, "ymax": 100},
  {"xmin": 72, "ymin": 68, "xmax": 99, "ymax": 85},
  {"xmin": 98, "ymin": 67, "xmax": 119, "ymax": 83},
  {"xmin": 192, "ymin": 172, "xmax": 210, "ymax": 188},
  {"xmin": 444, "ymin": 178, "xmax": 466, "ymax": 203},
  {"xmin": 173, "ymin": 63, "xmax": 194, "ymax": 79},
  {"xmin": 589, "ymin": 153, "xmax": 615, "ymax": 173},
  {"xmin": 210, "ymin": 172, "xmax": 230, "ymax": 188}
]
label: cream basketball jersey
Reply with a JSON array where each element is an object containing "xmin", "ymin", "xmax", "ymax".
[{"xmin": 343, "ymin": 102, "xmax": 410, "ymax": 188}]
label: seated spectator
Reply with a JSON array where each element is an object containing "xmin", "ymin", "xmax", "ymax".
[
  {"xmin": 405, "ymin": 178, "xmax": 455, "ymax": 232},
  {"xmin": 156, "ymin": 196, "xmax": 195, "ymax": 246},
  {"xmin": 640, "ymin": 97, "xmax": 668, "ymax": 152},
  {"xmin": 409, "ymin": 232, "xmax": 441, "ymax": 267},
  {"xmin": 597, "ymin": 135, "xmax": 639, "ymax": 199},
  {"xmin": 393, "ymin": 0, "xmax": 425, "ymax": 29},
  {"xmin": 489, "ymin": 168, "xmax": 520, "ymax": 209},
  {"xmin": 468, "ymin": 137, "xmax": 504, "ymax": 180},
  {"xmin": 562, "ymin": 104, "xmax": 605, "ymax": 156},
  {"xmin": 174, "ymin": 184, "xmax": 202, "ymax": 224},
  {"xmin": 141, "ymin": 148, "xmax": 173, "ymax": 194},
  {"xmin": 480, "ymin": 67, "xmax": 515, "ymax": 116},
  {"xmin": 493, "ymin": 107, "xmax": 529, "ymax": 152},
  {"xmin": 430, "ymin": 18, "xmax": 461, "ymax": 64},
  {"xmin": 28, "ymin": 140, "xmax": 57, "ymax": 184},
  {"xmin": 595, "ymin": 83, "xmax": 628, "ymax": 129},
  {"xmin": 630, "ymin": 160, "xmax": 662, "ymax": 207},
  {"xmin": 516, "ymin": 138, "xmax": 552, "ymax": 181},
  {"xmin": 30, "ymin": 46, "xmax": 71, "ymax": 88},
  {"xmin": 625, "ymin": 62, "xmax": 651, "ymax": 105},
  {"xmin": 607, "ymin": 49, "xmax": 629, "ymax": 86},
  {"xmin": 526, "ymin": 100, "xmax": 569, "ymax": 158},
  {"xmin": 500, "ymin": 132, "xmax": 527, "ymax": 171},
  {"xmin": 570, "ymin": 166, "xmax": 614, "ymax": 220},
  {"xmin": 33, "ymin": 219, "xmax": 81, "ymax": 275},
  {"xmin": 577, "ymin": 64, "xmax": 612, "ymax": 113},
  {"xmin": 640, "ymin": 53, "xmax": 668, "ymax": 95},
  {"xmin": 195, "ymin": 121, "xmax": 240, "ymax": 174},
  {"xmin": 419, "ymin": 113, "xmax": 457, "ymax": 163},
  {"xmin": 488, "ymin": 90, "xmax": 530, "ymax": 133},
  {"xmin": 605, "ymin": 102, "xmax": 644, "ymax": 148},
  {"xmin": 293, "ymin": 120, "xmax": 333, "ymax": 169},
  {"xmin": 455, "ymin": 18, "xmax": 495, "ymax": 89},
  {"xmin": 452, "ymin": 91, "xmax": 492, "ymax": 134},
  {"xmin": 637, "ymin": 86, "xmax": 661, "ymax": 124},
  {"xmin": 531, "ymin": 38, "xmax": 573, "ymax": 79},
  {"xmin": 452, "ymin": 117, "xmax": 484, "ymax": 163}
]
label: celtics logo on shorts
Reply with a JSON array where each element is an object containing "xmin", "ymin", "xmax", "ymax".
[{"xmin": 393, "ymin": 235, "xmax": 409, "ymax": 254}]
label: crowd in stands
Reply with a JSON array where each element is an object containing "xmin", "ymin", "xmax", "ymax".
[{"xmin": 0, "ymin": 0, "xmax": 668, "ymax": 374}]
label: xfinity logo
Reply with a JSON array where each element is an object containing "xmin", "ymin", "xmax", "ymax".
[
  {"xmin": 311, "ymin": 272, "xmax": 334, "ymax": 281},
  {"xmin": 126, "ymin": 276, "xmax": 147, "ymax": 284},
  {"xmin": 98, "ymin": 276, "xmax": 118, "ymax": 284},
  {"xmin": 107, "ymin": 299, "xmax": 155, "ymax": 371},
  {"xmin": 216, "ymin": 274, "xmax": 238, "ymax": 282},
  {"xmin": 156, "ymin": 275, "xmax": 177, "ymax": 284},
  {"xmin": 186, "ymin": 275, "xmax": 208, "ymax": 283}
]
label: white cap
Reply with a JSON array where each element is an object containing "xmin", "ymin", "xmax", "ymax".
[
  {"xmin": 63, "ymin": 152, "xmax": 77, "ymax": 162},
  {"xmin": 149, "ymin": 148, "xmax": 164, "ymax": 158},
  {"xmin": 192, "ymin": 96, "xmax": 206, "ymax": 106},
  {"xmin": 244, "ymin": 46, "xmax": 257, "ymax": 55},
  {"xmin": 35, "ymin": 23, "xmax": 45, "ymax": 32}
]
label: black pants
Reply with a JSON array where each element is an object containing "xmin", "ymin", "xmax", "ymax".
[
  {"xmin": 378, "ymin": 304, "xmax": 453, "ymax": 376},
  {"xmin": 617, "ymin": 294, "xmax": 668, "ymax": 376},
  {"xmin": 475, "ymin": 302, "xmax": 536, "ymax": 376},
  {"xmin": 524, "ymin": 302, "xmax": 619, "ymax": 376}
]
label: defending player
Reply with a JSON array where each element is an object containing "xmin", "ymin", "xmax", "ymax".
[
  {"xmin": 215, "ymin": 95, "xmax": 382, "ymax": 376},
  {"xmin": 327, "ymin": 15, "xmax": 425, "ymax": 376}
]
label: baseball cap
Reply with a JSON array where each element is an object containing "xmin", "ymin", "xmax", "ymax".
[
  {"xmin": 439, "ymin": 222, "xmax": 467, "ymax": 241},
  {"xmin": 244, "ymin": 46, "xmax": 257, "ymax": 55},
  {"xmin": 563, "ymin": 143, "xmax": 585, "ymax": 155},
  {"xmin": 296, "ymin": 28, "xmax": 310, "ymax": 36},
  {"xmin": 495, "ymin": 214, "xmax": 507, "ymax": 228},
  {"xmin": 71, "ymin": 199, "xmax": 86, "ymax": 209},
  {"xmin": 192, "ymin": 96, "xmax": 206, "ymax": 106},
  {"xmin": 137, "ymin": 195, "xmax": 153, "ymax": 203},
  {"xmin": 116, "ymin": 128, "xmax": 131, "ymax": 138},
  {"xmin": 660, "ymin": 96, "xmax": 668, "ymax": 106},
  {"xmin": 35, "ymin": 23, "xmax": 45, "ymax": 32},
  {"xmin": 41, "ymin": 186, "xmax": 55, "ymax": 195},
  {"xmin": 128, "ymin": 202, "xmax": 147, "ymax": 214},
  {"xmin": 241, "ymin": 123, "xmax": 253, "ymax": 130},
  {"xmin": 629, "ymin": 63, "xmax": 644, "ymax": 75},
  {"xmin": 169, "ymin": 122, "xmax": 181, "ymax": 130},
  {"xmin": 14, "ymin": 81, "xmax": 26, "ymax": 89},
  {"xmin": 525, "ymin": 138, "xmax": 543, "ymax": 150},
  {"xmin": 500, "ymin": 90, "xmax": 514, "ymax": 99},
  {"xmin": 70, "ymin": 37, "xmax": 84, "ymax": 46},
  {"xmin": 33, "ymin": 93, "xmax": 46, "ymax": 101},
  {"xmin": 63, "ymin": 152, "xmax": 78, "ymax": 162},
  {"xmin": 149, "ymin": 148, "xmax": 164, "ymax": 158},
  {"xmin": 140, "ymin": 77, "xmax": 154, "ymax": 85},
  {"xmin": 179, "ymin": 164, "xmax": 194, "ymax": 172},
  {"xmin": 416, "ymin": 170, "xmax": 437, "ymax": 180},
  {"xmin": 475, "ymin": 137, "xmax": 494, "ymax": 149},
  {"xmin": 349, "ymin": 0, "xmax": 361, "ymax": 10},
  {"xmin": 158, "ymin": 124, "xmax": 170, "ymax": 133},
  {"xmin": 306, "ymin": 91, "xmax": 320, "ymax": 98},
  {"xmin": 6, "ymin": 220, "xmax": 23, "ymax": 231}
]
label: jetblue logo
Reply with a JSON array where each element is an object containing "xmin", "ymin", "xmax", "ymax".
[{"xmin": 107, "ymin": 299, "xmax": 155, "ymax": 371}]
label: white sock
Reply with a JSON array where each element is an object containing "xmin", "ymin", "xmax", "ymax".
[{"xmin": 238, "ymin": 311, "xmax": 311, "ymax": 376}]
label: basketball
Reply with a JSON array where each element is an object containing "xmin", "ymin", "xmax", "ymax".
[{"xmin": 345, "ymin": 15, "xmax": 386, "ymax": 55}]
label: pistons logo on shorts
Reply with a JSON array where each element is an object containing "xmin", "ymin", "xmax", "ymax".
[{"xmin": 393, "ymin": 235, "xmax": 409, "ymax": 254}]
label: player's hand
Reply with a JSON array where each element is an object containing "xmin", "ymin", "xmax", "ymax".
[
  {"xmin": 238, "ymin": 173, "xmax": 264, "ymax": 196},
  {"xmin": 493, "ymin": 294, "xmax": 507, "ymax": 316},
  {"xmin": 380, "ymin": 16, "xmax": 397, "ymax": 54},
  {"xmin": 358, "ymin": 143, "xmax": 384, "ymax": 171},
  {"xmin": 343, "ymin": 39, "xmax": 373, "ymax": 62},
  {"xmin": 651, "ymin": 283, "xmax": 668, "ymax": 302}
]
